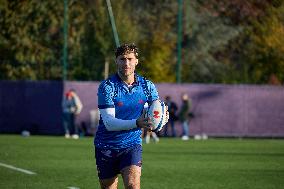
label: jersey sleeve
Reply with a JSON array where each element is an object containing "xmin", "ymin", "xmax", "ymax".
[
  {"xmin": 99, "ymin": 108, "xmax": 137, "ymax": 131},
  {"xmin": 97, "ymin": 80, "xmax": 115, "ymax": 109},
  {"xmin": 147, "ymin": 80, "xmax": 159, "ymax": 102}
]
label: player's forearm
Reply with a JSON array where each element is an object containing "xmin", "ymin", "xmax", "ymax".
[
  {"xmin": 104, "ymin": 117, "xmax": 137, "ymax": 131},
  {"xmin": 100, "ymin": 108, "xmax": 137, "ymax": 131}
]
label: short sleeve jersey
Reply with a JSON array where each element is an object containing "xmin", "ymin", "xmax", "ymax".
[{"xmin": 94, "ymin": 74, "xmax": 159, "ymax": 149}]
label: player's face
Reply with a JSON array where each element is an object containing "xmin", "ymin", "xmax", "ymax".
[{"xmin": 116, "ymin": 52, "xmax": 138, "ymax": 77}]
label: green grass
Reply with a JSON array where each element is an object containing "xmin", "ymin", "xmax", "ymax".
[{"xmin": 0, "ymin": 135, "xmax": 283, "ymax": 189}]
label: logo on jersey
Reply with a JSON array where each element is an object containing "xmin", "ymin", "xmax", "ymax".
[
  {"xmin": 138, "ymin": 99, "xmax": 144, "ymax": 104},
  {"xmin": 117, "ymin": 101, "xmax": 123, "ymax": 106},
  {"xmin": 153, "ymin": 111, "xmax": 160, "ymax": 119}
]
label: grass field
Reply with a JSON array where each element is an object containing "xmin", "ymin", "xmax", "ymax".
[{"xmin": 0, "ymin": 135, "xmax": 283, "ymax": 189}]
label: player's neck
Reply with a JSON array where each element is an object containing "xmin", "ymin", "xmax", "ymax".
[{"xmin": 118, "ymin": 72, "xmax": 135, "ymax": 86}]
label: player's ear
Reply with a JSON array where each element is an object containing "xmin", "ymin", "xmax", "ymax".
[{"xmin": 136, "ymin": 59, "xmax": 138, "ymax": 65}]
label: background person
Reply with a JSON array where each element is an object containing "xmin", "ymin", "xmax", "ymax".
[
  {"xmin": 144, "ymin": 129, "xmax": 159, "ymax": 144},
  {"xmin": 62, "ymin": 91, "xmax": 77, "ymax": 139},
  {"xmin": 163, "ymin": 95, "xmax": 178, "ymax": 137},
  {"xmin": 178, "ymin": 93, "xmax": 192, "ymax": 140},
  {"xmin": 69, "ymin": 89, "xmax": 83, "ymax": 116},
  {"xmin": 62, "ymin": 89, "xmax": 83, "ymax": 139},
  {"xmin": 69, "ymin": 89, "xmax": 83, "ymax": 137},
  {"xmin": 94, "ymin": 43, "xmax": 168, "ymax": 189}
]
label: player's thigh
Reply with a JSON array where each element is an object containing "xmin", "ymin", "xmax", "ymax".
[
  {"xmin": 99, "ymin": 176, "xmax": 118, "ymax": 189},
  {"xmin": 121, "ymin": 165, "xmax": 141, "ymax": 189}
]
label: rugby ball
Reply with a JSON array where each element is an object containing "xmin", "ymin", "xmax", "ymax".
[{"xmin": 146, "ymin": 100, "xmax": 167, "ymax": 132}]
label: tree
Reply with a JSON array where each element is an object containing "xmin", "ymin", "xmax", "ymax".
[
  {"xmin": 211, "ymin": 0, "xmax": 284, "ymax": 84},
  {"xmin": 0, "ymin": 0, "xmax": 89, "ymax": 80},
  {"xmin": 129, "ymin": 0, "xmax": 178, "ymax": 82},
  {"xmin": 1, "ymin": 0, "xmax": 283, "ymax": 84},
  {"xmin": 182, "ymin": 0, "xmax": 242, "ymax": 83},
  {"xmin": 0, "ymin": 1, "xmax": 61, "ymax": 79},
  {"xmin": 245, "ymin": 3, "xmax": 284, "ymax": 83},
  {"xmin": 182, "ymin": 0, "xmax": 284, "ymax": 84}
]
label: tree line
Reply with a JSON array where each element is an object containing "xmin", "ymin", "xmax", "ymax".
[{"xmin": 0, "ymin": 0, "xmax": 283, "ymax": 84}]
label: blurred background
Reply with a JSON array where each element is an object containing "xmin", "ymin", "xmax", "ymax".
[
  {"xmin": 0, "ymin": 0, "xmax": 283, "ymax": 137},
  {"xmin": 1, "ymin": 0, "xmax": 283, "ymax": 83}
]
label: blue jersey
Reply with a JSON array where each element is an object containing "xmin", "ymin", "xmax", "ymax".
[{"xmin": 94, "ymin": 74, "xmax": 159, "ymax": 149}]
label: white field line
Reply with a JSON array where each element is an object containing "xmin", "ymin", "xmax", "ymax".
[{"xmin": 0, "ymin": 162, "xmax": 36, "ymax": 175}]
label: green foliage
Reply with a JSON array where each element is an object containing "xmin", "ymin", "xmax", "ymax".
[
  {"xmin": 131, "ymin": 0, "xmax": 177, "ymax": 82},
  {"xmin": 182, "ymin": 0, "xmax": 243, "ymax": 83},
  {"xmin": 0, "ymin": 1, "xmax": 62, "ymax": 80},
  {"xmin": 182, "ymin": 0, "xmax": 284, "ymax": 84},
  {"xmin": 0, "ymin": 0, "xmax": 283, "ymax": 84},
  {"xmin": 219, "ymin": 1, "xmax": 284, "ymax": 84},
  {"xmin": 246, "ymin": 4, "xmax": 284, "ymax": 83}
]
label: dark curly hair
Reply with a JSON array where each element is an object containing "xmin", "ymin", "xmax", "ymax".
[{"xmin": 115, "ymin": 43, "xmax": 139, "ymax": 58}]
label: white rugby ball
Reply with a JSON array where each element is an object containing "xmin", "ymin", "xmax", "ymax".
[{"xmin": 146, "ymin": 100, "xmax": 167, "ymax": 132}]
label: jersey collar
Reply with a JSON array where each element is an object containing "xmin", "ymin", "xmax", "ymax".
[{"xmin": 115, "ymin": 73, "xmax": 140, "ymax": 88}]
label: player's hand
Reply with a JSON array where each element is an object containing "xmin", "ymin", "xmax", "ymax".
[{"xmin": 136, "ymin": 110, "xmax": 153, "ymax": 131}]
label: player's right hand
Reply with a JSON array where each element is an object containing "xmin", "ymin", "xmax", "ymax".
[{"xmin": 136, "ymin": 110, "xmax": 153, "ymax": 131}]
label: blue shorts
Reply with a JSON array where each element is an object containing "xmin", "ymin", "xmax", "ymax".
[{"xmin": 95, "ymin": 144, "xmax": 142, "ymax": 179}]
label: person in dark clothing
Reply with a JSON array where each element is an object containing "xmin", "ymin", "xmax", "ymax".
[
  {"xmin": 178, "ymin": 93, "xmax": 192, "ymax": 140},
  {"xmin": 163, "ymin": 96, "xmax": 178, "ymax": 137}
]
